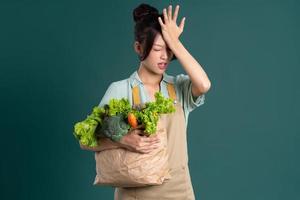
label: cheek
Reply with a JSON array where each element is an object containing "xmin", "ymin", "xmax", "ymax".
[
  {"xmin": 142, "ymin": 50, "xmax": 161, "ymax": 67},
  {"xmin": 148, "ymin": 51, "xmax": 160, "ymax": 61}
]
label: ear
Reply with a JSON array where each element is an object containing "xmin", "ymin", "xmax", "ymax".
[{"xmin": 134, "ymin": 41, "xmax": 143, "ymax": 55}]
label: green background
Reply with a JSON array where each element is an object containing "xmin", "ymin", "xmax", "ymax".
[{"xmin": 1, "ymin": 0, "xmax": 299, "ymax": 199}]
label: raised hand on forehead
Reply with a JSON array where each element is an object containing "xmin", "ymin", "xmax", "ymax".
[{"xmin": 158, "ymin": 5, "xmax": 186, "ymax": 49}]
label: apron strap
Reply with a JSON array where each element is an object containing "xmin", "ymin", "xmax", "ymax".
[
  {"xmin": 132, "ymin": 83, "xmax": 177, "ymax": 106},
  {"xmin": 167, "ymin": 83, "xmax": 177, "ymax": 101},
  {"xmin": 132, "ymin": 86, "xmax": 141, "ymax": 106}
]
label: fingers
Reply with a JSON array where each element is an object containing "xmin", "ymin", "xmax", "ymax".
[
  {"xmin": 163, "ymin": 6, "xmax": 173, "ymax": 23},
  {"xmin": 173, "ymin": 5, "xmax": 179, "ymax": 22},
  {"xmin": 136, "ymin": 140, "xmax": 161, "ymax": 153},
  {"xmin": 158, "ymin": 16, "xmax": 165, "ymax": 27},
  {"xmin": 138, "ymin": 144, "xmax": 161, "ymax": 154},
  {"xmin": 163, "ymin": 5, "xmax": 180, "ymax": 22},
  {"xmin": 140, "ymin": 134, "xmax": 160, "ymax": 144},
  {"xmin": 134, "ymin": 134, "xmax": 161, "ymax": 153},
  {"xmin": 179, "ymin": 17, "xmax": 186, "ymax": 31},
  {"xmin": 163, "ymin": 8, "xmax": 168, "ymax": 23},
  {"xmin": 121, "ymin": 129, "xmax": 162, "ymax": 154},
  {"xmin": 137, "ymin": 136, "xmax": 160, "ymax": 147},
  {"xmin": 167, "ymin": 5, "xmax": 172, "ymax": 20}
]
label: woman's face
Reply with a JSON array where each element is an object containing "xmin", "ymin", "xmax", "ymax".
[{"xmin": 141, "ymin": 33, "xmax": 174, "ymax": 75}]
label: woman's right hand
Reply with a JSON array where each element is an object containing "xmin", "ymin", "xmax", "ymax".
[{"xmin": 117, "ymin": 126, "xmax": 161, "ymax": 154}]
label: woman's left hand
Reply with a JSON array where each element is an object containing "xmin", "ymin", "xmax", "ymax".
[{"xmin": 158, "ymin": 5, "xmax": 185, "ymax": 49}]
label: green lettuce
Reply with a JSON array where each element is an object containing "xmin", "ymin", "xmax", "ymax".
[
  {"xmin": 73, "ymin": 106, "xmax": 105, "ymax": 147},
  {"xmin": 137, "ymin": 92, "xmax": 176, "ymax": 134},
  {"xmin": 73, "ymin": 92, "xmax": 176, "ymax": 147}
]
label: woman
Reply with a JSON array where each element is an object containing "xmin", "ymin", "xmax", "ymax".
[{"xmin": 80, "ymin": 3, "xmax": 211, "ymax": 199}]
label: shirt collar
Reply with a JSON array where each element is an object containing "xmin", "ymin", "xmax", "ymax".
[{"xmin": 129, "ymin": 70, "xmax": 174, "ymax": 87}]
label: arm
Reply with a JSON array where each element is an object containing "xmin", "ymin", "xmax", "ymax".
[
  {"xmin": 158, "ymin": 5, "xmax": 211, "ymax": 96},
  {"xmin": 80, "ymin": 128, "xmax": 161, "ymax": 153},
  {"xmin": 171, "ymin": 41, "xmax": 211, "ymax": 96}
]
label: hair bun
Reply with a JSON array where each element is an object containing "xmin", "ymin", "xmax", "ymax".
[{"xmin": 133, "ymin": 3, "xmax": 159, "ymax": 22}]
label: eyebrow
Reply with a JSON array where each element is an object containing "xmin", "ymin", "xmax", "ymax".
[{"xmin": 153, "ymin": 44, "xmax": 165, "ymax": 47}]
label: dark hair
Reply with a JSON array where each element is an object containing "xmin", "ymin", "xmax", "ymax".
[{"xmin": 133, "ymin": 4, "xmax": 177, "ymax": 61}]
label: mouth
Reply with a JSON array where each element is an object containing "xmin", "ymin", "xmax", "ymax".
[{"xmin": 158, "ymin": 62, "xmax": 168, "ymax": 70}]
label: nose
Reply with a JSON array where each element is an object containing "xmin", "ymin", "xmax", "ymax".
[{"xmin": 160, "ymin": 49, "xmax": 168, "ymax": 60}]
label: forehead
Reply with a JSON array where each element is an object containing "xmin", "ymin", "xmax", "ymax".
[{"xmin": 153, "ymin": 34, "xmax": 166, "ymax": 47}]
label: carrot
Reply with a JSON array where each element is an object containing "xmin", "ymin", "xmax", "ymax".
[{"xmin": 127, "ymin": 112, "xmax": 138, "ymax": 128}]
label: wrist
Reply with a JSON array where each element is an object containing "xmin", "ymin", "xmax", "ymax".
[
  {"xmin": 169, "ymin": 39, "xmax": 183, "ymax": 54},
  {"xmin": 170, "ymin": 40, "xmax": 187, "ymax": 60}
]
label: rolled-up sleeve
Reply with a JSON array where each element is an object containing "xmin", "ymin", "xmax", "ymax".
[{"xmin": 176, "ymin": 74, "xmax": 205, "ymax": 113}]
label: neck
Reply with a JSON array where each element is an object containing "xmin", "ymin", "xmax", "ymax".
[{"xmin": 137, "ymin": 63, "xmax": 163, "ymax": 86}]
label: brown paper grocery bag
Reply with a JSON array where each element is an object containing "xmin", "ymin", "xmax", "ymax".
[{"xmin": 93, "ymin": 119, "xmax": 171, "ymax": 187}]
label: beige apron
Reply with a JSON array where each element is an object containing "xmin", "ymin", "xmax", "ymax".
[{"xmin": 114, "ymin": 83, "xmax": 195, "ymax": 200}]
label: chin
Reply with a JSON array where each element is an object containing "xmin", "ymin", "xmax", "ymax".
[{"xmin": 156, "ymin": 69, "xmax": 166, "ymax": 74}]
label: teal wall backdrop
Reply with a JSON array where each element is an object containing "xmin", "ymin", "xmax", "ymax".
[{"xmin": 1, "ymin": 0, "xmax": 299, "ymax": 199}]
